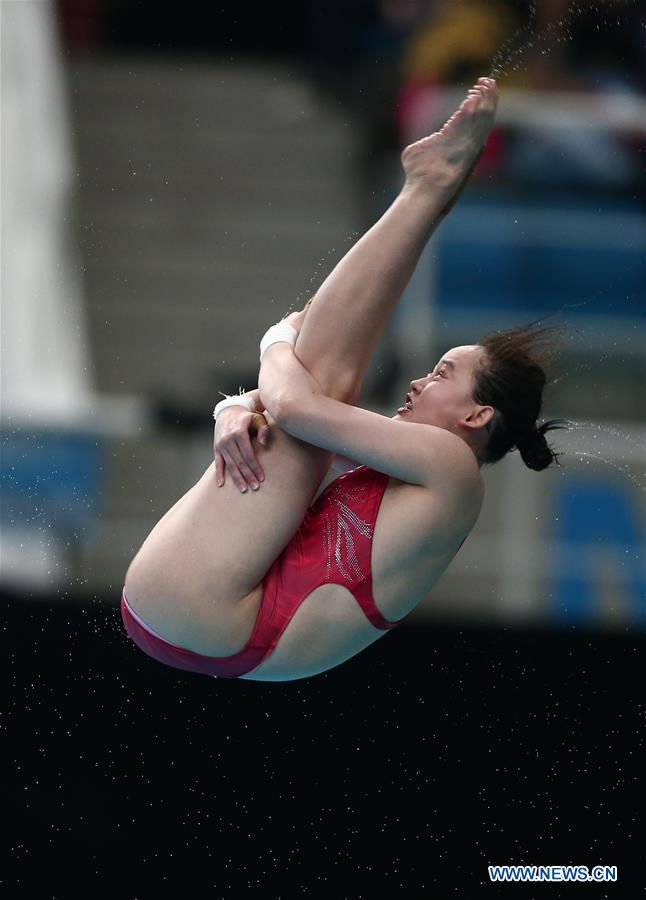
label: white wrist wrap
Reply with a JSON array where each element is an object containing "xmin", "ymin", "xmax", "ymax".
[
  {"xmin": 212, "ymin": 393, "xmax": 255, "ymax": 421},
  {"xmin": 259, "ymin": 323, "xmax": 298, "ymax": 361}
]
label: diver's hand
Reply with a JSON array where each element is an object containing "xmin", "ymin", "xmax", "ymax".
[{"xmin": 214, "ymin": 406, "xmax": 268, "ymax": 493}]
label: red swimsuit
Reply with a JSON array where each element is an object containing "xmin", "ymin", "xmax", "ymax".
[{"xmin": 121, "ymin": 465, "xmax": 405, "ymax": 679}]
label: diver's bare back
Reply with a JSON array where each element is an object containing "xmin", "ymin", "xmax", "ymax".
[{"xmin": 238, "ymin": 464, "xmax": 483, "ymax": 681}]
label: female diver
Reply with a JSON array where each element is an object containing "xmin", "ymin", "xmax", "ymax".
[{"xmin": 121, "ymin": 77, "xmax": 565, "ymax": 681}]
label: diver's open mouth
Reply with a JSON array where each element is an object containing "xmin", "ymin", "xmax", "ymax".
[{"xmin": 397, "ymin": 394, "xmax": 413, "ymax": 414}]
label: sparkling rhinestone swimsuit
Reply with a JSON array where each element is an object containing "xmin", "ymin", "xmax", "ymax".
[{"xmin": 121, "ymin": 465, "xmax": 403, "ymax": 678}]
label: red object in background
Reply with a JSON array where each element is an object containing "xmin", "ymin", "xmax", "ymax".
[
  {"xmin": 56, "ymin": 0, "xmax": 105, "ymax": 55},
  {"xmin": 477, "ymin": 124, "xmax": 504, "ymax": 174}
]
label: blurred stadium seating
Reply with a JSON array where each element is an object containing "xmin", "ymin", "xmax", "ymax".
[{"xmin": 1, "ymin": 2, "xmax": 643, "ymax": 631}]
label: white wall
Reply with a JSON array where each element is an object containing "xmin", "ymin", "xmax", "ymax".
[{"xmin": 1, "ymin": 0, "xmax": 92, "ymax": 425}]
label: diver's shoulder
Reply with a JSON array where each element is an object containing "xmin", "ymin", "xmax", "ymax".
[
  {"xmin": 426, "ymin": 428, "xmax": 484, "ymax": 522},
  {"xmin": 426, "ymin": 426, "xmax": 482, "ymax": 483}
]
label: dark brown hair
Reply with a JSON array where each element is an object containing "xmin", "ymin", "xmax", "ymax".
[{"xmin": 472, "ymin": 321, "xmax": 571, "ymax": 471}]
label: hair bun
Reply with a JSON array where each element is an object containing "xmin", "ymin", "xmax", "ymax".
[{"xmin": 517, "ymin": 420, "xmax": 566, "ymax": 471}]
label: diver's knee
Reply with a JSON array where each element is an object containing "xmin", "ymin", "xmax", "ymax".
[{"xmin": 321, "ymin": 371, "xmax": 362, "ymax": 405}]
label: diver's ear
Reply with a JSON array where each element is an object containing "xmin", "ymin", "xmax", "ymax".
[{"xmin": 463, "ymin": 405, "xmax": 495, "ymax": 431}]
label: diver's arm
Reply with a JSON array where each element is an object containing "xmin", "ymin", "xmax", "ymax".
[{"xmin": 260, "ymin": 343, "xmax": 478, "ymax": 489}]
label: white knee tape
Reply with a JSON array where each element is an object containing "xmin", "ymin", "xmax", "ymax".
[{"xmin": 259, "ymin": 322, "xmax": 298, "ymax": 361}]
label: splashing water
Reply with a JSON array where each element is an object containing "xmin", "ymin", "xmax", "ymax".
[
  {"xmin": 567, "ymin": 420, "xmax": 646, "ymax": 454},
  {"xmin": 561, "ymin": 449, "xmax": 645, "ymax": 493},
  {"xmin": 558, "ymin": 420, "xmax": 646, "ymax": 492},
  {"xmin": 489, "ymin": 0, "xmax": 637, "ymax": 81},
  {"xmin": 489, "ymin": 0, "xmax": 540, "ymax": 80}
]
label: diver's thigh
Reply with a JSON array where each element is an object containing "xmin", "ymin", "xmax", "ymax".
[{"xmin": 124, "ymin": 420, "xmax": 332, "ymax": 647}]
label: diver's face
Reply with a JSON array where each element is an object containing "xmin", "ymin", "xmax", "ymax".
[{"xmin": 395, "ymin": 345, "xmax": 486, "ymax": 431}]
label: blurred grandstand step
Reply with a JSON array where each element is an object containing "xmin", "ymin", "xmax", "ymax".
[
  {"xmin": 1, "ymin": 392, "xmax": 150, "ymax": 437},
  {"xmin": 68, "ymin": 56, "xmax": 359, "ymax": 398},
  {"xmin": 62, "ymin": 56, "xmax": 359, "ymax": 595}
]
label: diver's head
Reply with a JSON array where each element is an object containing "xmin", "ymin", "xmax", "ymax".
[{"xmin": 396, "ymin": 323, "xmax": 569, "ymax": 471}]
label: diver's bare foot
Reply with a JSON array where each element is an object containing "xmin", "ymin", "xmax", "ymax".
[{"xmin": 401, "ymin": 77, "xmax": 499, "ymax": 206}]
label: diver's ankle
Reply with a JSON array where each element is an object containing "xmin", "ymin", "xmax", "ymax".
[{"xmin": 399, "ymin": 176, "xmax": 457, "ymax": 218}]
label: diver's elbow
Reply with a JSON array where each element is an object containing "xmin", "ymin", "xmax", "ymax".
[{"xmin": 269, "ymin": 391, "xmax": 300, "ymax": 428}]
